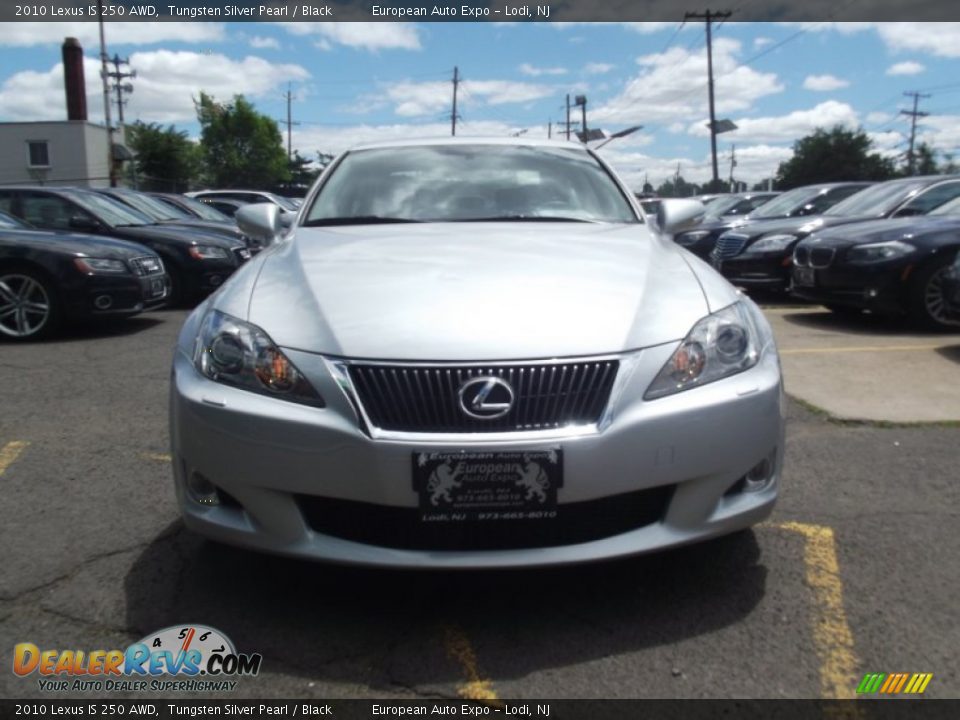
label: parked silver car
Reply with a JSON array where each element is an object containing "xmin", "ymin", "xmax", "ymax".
[{"xmin": 169, "ymin": 138, "xmax": 784, "ymax": 568}]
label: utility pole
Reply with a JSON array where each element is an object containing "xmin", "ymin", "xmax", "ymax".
[
  {"xmin": 280, "ymin": 84, "xmax": 300, "ymax": 162},
  {"xmin": 728, "ymin": 143, "xmax": 736, "ymax": 190},
  {"xmin": 96, "ymin": 1, "xmax": 115, "ymax": 186},
  {"xmin": 451, "ymin": 66, "xmax": 460, "ymax": 136},
  {"xmin": 106, "ymin": 54, "xmax": 135, "ymax": 127},
  {"xmin": 902, "ymin": 91, "xmax": 931, "ymax": 175},
  {"xmin": 565, "ymin": 94, "xmax": 571, "ymax": 140},
  {"xmin": 685, "ymin": 9, "xmax": 732, "ymax": 191},
  {"xmin": 547, "ymin": 120, "xmax": 552, "ymax": 139}
]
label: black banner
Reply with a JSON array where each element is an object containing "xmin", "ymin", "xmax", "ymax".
[
  {"xmin": 1, "ymin": 0, "xmax": 959, "ymax": 23},
  {"xmin": 2, "ymin": 699, "xmax": 960, "ymax": 719}
]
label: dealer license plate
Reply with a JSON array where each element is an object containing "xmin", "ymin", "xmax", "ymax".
[{"xmin": 412, "ymin": 450, "xmax": 562, "ymax": 523}]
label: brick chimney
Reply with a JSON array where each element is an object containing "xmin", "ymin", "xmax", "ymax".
[{"xmin": 62, "ymin": 37, "xmax": 87, "ymax": 121}]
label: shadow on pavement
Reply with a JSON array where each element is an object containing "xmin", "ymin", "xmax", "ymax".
[
  {"xmin": 935, "ymin": 345, "xmax": 960, "ymax": 363},
  {"xmin": 0, "ymin": 316, "xmax": 166, "ymax": 345},
  {"xmin": 777, "ymin": 307, "xmax": 938, "ymax": 336},
  {"xmin": 125, "ymin": 522, "xmax": 767, "ymax": 689}
]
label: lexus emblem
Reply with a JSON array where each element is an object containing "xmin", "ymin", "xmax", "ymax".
[{"xmin": 458, "ymin": 376, "xmax": 515, "ymax": 420}]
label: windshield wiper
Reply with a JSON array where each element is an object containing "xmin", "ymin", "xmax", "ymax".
[
  {"xmin": 456, "ymin": 215, "xmax": 598, "ymax": 223},
  {"xmin": 302, "ymin": 216, "xmax": 422, "ymax": 227}
]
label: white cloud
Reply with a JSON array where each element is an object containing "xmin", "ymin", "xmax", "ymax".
[
  {"xmin": 803, "ymin": 74, "xmax": 850, "ymax": 91},
  {"xmin": 753, "ymin": 37, "xmax": 774, "ymax": 49},
  {"xmin": 519, "ymin": 63, "xmax": 567, "ymax": 77},
  {"xmin": 687, "ymin": 100, "xmax": 860, "ymax": 144},
  {"xmin": 249, "ymin": 36, "xmax": 280, "ymax": 50},
  {"xmin": 379, "ymin": 78, "xmax": 553, "ymax": 117},
  {"xmin": 0, "ymin": 22, "xmax": 224, "ymax": 47},
  {"xmin": 280, "ymin": 22, "xmax": 421, "ymax": 51},
  {"xmin": 592, "ymin": 38, "xmax": 783, "ymax": 125},
  {"xmin": 866, "ymin": 111, "xmax": 892, "ymax": 124},
  {"xmin": 0, "ymin": 51, "xmax": 309, "ymax": 124},
  {"xmin": 886, "ymin": 61, "xmax": 925, "ymax": 76},
  {"xmin": 584, "ymin": 62, "xmax": 616, "ymax": 75},
  {"xmin": 876, "ymin": 23, "xmax": 960, "ymax": 58}
]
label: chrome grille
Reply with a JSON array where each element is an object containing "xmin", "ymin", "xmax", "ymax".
[
  {"xmin": 714, "ymin": 233, "xmax": 749, "ymax": 259},
  {"xmin": 129, "ymin": 255, "xmax": 164, "ymax": 276},
  {"xmin": 232, "ymin": 246, "xmax": 251, "ymax": 263},
  {"xmin": 348, "ymin": 360, "xmax": 619, "ymax": 433},
  {"xmin": 810, "ymin": 247, "xmax": 836, "ymax": 269}
]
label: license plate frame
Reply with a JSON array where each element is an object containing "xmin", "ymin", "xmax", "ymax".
[
  {"xmin": 412, "ymin": 449, "xmax": 563, "ymax": 523},
  {"xmin": 794, "ymin": 267, "xmax": 816, "ymax": 287}
]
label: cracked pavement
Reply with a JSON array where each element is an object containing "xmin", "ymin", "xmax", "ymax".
[{"xmin": 0, "ymin": 309, "xmax": 957, "ymax": 699}]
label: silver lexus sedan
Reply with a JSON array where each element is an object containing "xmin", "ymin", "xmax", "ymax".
[{"xmin": 169, "ymin": 138, "xmax": 784, "ymax": 568}]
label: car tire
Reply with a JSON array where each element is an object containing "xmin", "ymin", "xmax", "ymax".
[
  {"xmin": 0, "ymin": 267, "xmax": 62, "ymax": 341},
  {"xmin": 906, "ymin": 256, "xmax": 959, "ymax": 331}
]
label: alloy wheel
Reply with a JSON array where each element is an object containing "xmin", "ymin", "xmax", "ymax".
[{"xmin": 0, "ymin": 273, "xmax": 51, "ymax": 338}]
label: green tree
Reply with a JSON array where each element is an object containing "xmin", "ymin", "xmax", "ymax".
[
  {"xmin": 775, "ymin": 125, "xmax": 896, "ymax": 189},
  {"xmin": 656, "ymin": 176, "xmax": 701, "ymax": 198},
  {"xmin": 125, "ymin": 121, "xmax": 200, "ymax": 192},
  {"xmin": 196, "ymin": 92, "xmax": 289, "ymax": 188},
  {"xmin": 911, "ymin": 142, "xmax": 939, "ymax": 175}
]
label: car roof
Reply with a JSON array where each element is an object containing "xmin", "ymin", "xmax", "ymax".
[{"xmin": 347, "ymin": 136, "xmax": 589, "ymax": 152}]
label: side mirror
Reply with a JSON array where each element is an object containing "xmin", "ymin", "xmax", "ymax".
[
  {"xmin": 657, "ymin": 199, "xmax": 705, "ymax": 235},
  {"xmin": 236, "ymin": 203, "xmax": 282, "ymax": 245},
  {"xmin": 69, "ymin": 215, "xmax": 100, "ymax": 233}
]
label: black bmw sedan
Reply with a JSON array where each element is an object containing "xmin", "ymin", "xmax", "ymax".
[
  {"xmin": 791, "ymin": 196, "xmax": 960, "ymax": 329},
  {"xmin": 0, "ymin": 187, "xmax": 249, "ymax": 306},
  {"xmin": 674, "ymin": 182, "xmax": 869, "ymax": 260},
  {"xmin": 942, "ymin": 251, "xmax": 960, "ymax": 322},
  {"xmin": 713, "ymin": 175, "xmax": 960, "ymax": 293},
  {"xmin": 0, "ymin": 210, "xmax": 168, "ymax": 341}
]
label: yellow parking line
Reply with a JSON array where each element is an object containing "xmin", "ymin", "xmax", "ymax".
[
  {"xmin": 768, "ymin": 522, "xmax": 860, "ymax": 700},
  {"xmin": 142, "ymin": 452, "xmax": 172, "ymax": 463},
  {"xmin": 0, "ymin": 440, "xmax": 29, "ymax": 477},
  {"xmin": 442, "ymin": 623, "xmax": 500, "ymax": 702},
  {"xmin": 781, "ymin": 344, "xmax": 943, "ymax": 356}
]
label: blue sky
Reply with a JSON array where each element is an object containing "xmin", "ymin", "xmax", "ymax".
[{"xmin": 1, "ymin": 21, "xmax": 959, "ymax": 188}]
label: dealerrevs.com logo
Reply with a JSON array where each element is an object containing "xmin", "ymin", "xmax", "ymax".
[{"xmin": 13, "ymin": 624, "xmax": 262, "ymax": 692}]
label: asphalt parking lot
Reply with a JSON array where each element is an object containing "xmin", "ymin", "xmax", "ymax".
[{"xmin": 0, "ymin": 306, "xmax": 957, "ymax": 700}]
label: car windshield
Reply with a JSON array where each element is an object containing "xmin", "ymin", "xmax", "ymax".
[
  {"xmin": 0, "ymin": 209, "xmax": 29, "ymax": 229},
  {"xmin": 928, "ymin": 195, "xmax": 960, "ymax": 216},
  {"xmin": 824, "ymin": 180, "xmax": 929, "ymax": 217},
  {"xmin": 702, "ymin": 195, "xmax": 744, "ymax": 220},
  {"xmin": 748, "ymin": 186, "xmax": 824, "ymax": 218},
  {"xmin": 64, "ymin": 190, "xmax": 151, "ymax": 227},
  {"xmin": 304, "ymin": 144, "xmax": 638, "ymax": 225},
  {"xmin": 171, "ymin": 195, "xmax": 231, "ymax": 220},
  {"xmin": 114, "ymin": 191, "xmax": 190, "ymax": 221}
]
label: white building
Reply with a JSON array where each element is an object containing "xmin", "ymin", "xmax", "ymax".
[{"xmin": 0, "ymin": 120, "xmax": 117, "ymax": 188}]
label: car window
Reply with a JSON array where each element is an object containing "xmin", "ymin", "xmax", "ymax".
[
  {"xmin": 61, "ymin": 190, "xmax": 150, "ymax": 227},
  {"xmin": 0, "ymin": 191, "xmax": 15, "ymax": 216},
  {"xmin": 305, "ymin": 144, "xmax": 638, "ymax": 224},
  {"xmin": 749, "ymin": 187, "xmax": 825, "ymax": 218},
  {"xmin": 928, "ymin": 195, "xmax": 960, "ymax": 216},
  {"xmin": 824, "ymin": 180, "xmax": 930, "ymax": 217},
  {"xmin": 174, "ymin": 195, "xmax": 230, "ymax": 221},
  {"xmin": 898, "ymin": 181, "xmax": 960, "ymax": 215},
  {"xmin": 19, "ymin": 193, "xmax": 90, "ymax": 230}
]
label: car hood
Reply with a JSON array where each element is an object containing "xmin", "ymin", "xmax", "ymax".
[
  {"xmin": 160, "ymin": 219, "xmax": 243, "ymax": 238},
  {"xmin": 1, "ymin": 228, "xmax": 154, "ymax": 259},
  {"xmin": 726, "ymin": 214, "xmax": 875, "ymax": 241},
  {"xmin": 116, "ymin": 224, "xmax": 239, "ymax": 248},
  {"xmin": 241, "ymin": 223, "xmax": 712, "ymax": 361},
  {"xmin": 804, "ymin": 215, "xmax": 960, "ymax": 249}
]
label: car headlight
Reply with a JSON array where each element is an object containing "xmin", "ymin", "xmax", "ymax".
[
  {"xmin": 188, "ymin": 245, "xmax": 230, "ymax": 260},
  {"xmin": 645, "ymin": 301, "xmax": 763, "ymax": 400},
  {"xmin": 746, "ymin": 234, "xmax": 796, "ymax": 253},
  {"xmin": 193, "ymin": 310, "xmax": 324, "ymax": 407},
  {"xmin": 675, "ymin": 230, "xmax": 711, "ymax": 246},
  {"xmin": 845, "ymin": 240, "xmax": 915, "ymax": 264},
  {"xmin": 73, "ymin": 257, "xmax": 129, "ymax": 274}
]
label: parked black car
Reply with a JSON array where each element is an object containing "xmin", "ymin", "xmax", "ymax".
[
  {"xmin": 0, "ymin": 187, "xmax": 248, "ymax": 306},
  {"xmin": 942, "ymin": 250, "xmax": 960, "ymax": 322},
  {"xmin": 95, "ymin": 187, "xmax": 256, "ymax": 249},
  {"xmin": 713, "ymin": 175, "xmax": 960, "ymax": 293},
  {"xmin": 186, "ymin": 189, "xmax": 299, "ymax": 214},
  {"xmin": 702, "ymin": 191, "xmax": 779, "ymax": 220},
  {"xmin": 675, "ymin": 183, "xmax": 870, "ymax": 260},
  {"xmin": 791, "ymin": 196, "xmax": 960, "ymax": 329},
  {"xmin": 0, "ymin": 210, "xmax": 168, "ymax": 340}
]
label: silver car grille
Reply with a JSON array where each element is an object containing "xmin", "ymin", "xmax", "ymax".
[
  {"xmin": 129, "ymin": 256, "xmax": 164, "ymax": 276},
  {"xmin": 714, "ymin": 233, "xmax": 749, "ymax": 259},
  {"xmin": 347, "ymin": 360, "xmax": 619, "ymax": 433}
]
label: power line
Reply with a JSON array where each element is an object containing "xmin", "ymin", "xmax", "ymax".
[{"xmin": 902, "ymin": 90, "xmax": 931, "ymax": 175}]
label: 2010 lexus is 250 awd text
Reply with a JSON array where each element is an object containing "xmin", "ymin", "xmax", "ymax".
[{"xmin": 169, "ymin": 138, "xmax": 784, "ymax": 568}]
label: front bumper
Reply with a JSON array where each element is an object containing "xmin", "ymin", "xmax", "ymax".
[
  {"xmin": 63, "ymin": 272, "xmax": 169, "ymax": 318},
  {"xmin": 715, "ymin": 253, "xmax": 792, "ymax": 291},
  {"xmin": 169, "ymin": 342, "xmax": 784, "ymax": 568},
  {"xmin": 790, "ymin": 261, "xmax": 909, "ymax": 314}
]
